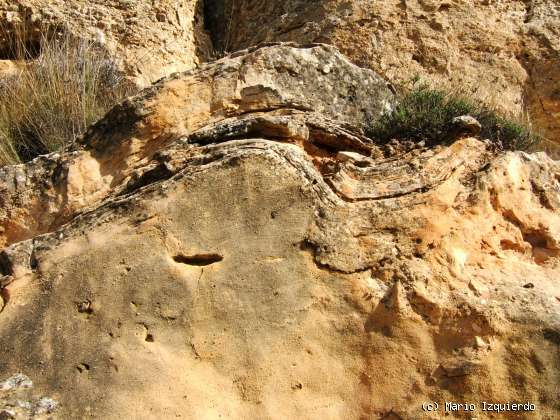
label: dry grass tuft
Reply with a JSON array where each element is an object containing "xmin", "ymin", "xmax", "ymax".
[{"xmin": 0, "ymin": 26, "xmax": 133, "ymax": 166}]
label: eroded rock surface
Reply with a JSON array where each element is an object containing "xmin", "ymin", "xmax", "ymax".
[
  {"xmin": 0, "ymin": 374, "xmax": 58, "ymax": 418},
  {"xmin": 0, "ymin": 43, "xmax": 393, "ymax": 248},
  {"xmin": 0, "ymin": 44, "xmax": 559, "ymax": 419},
  {"xmin": 0, "ymin": 0, "xmax": 212, "ymax": 86},
  {"xmin": 206, "ymin": 0, "xmax": 560, "ymax": 151}
]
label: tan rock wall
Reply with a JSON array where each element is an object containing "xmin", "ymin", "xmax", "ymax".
[
  {"xmin": 0, "ymin": 44, "xmax": 559, "ymax": 419},
  {"xmin": 0, "ymin": 0, "xmax": 213, "ymax": 86},
  {"xmin": 0, "ymin": 44, "xmax": 393, "ymax": 248},
  {"xmin": 3, "ymin": 0, "xmax": 558, "ymax": 148},
  {"xmin": 209, "ymin": 0, "xmax": 560, "ymax": 148}
]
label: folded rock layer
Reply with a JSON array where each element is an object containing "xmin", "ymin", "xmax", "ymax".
[{"xmin": 0, "ymin": 44, "xmax": 559, "ymax": 419}]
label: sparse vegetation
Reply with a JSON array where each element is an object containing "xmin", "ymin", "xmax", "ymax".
[
  {"xmin": 368, "ymin": 83, "xmax": 541, "ymax": 151},
  {"xmin": 0, "ymin": 27, "xmax": 133, "ymax": 166}
]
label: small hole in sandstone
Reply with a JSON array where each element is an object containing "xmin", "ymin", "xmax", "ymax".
[
  {"xmin": 0, "ymin": 254, "xmax": 13, "ymax": 277},
  {"xmin": 543, "ymin": 328, "xmax": 560, "ymax": 345},
  {"xmin": 523, "ymin": 231, "xmax": 548, "ymax": 249},
  {"xmin": 77, "ymin": 300, "xmax": 94, "ymax": 315},
  {"xmin": 76, "ymin": 363, "xmax": 90, "ymax": 373},
  {"xmin": 173, "ymin": 253, "xmax": 223, "ymax": 266},
  {"xmin": 145, "ymin": 334, "xmax": 155, "ymax": 343},
  {"xmin": 353, "ymin": 160, "xmax": 370, "ymax": 168},
  {"xmin": 1, "ymin": 288, "xmax": 10, "ymax": 307},
  {"xmin": 30, "ymin": 254, "xmax": 38, "ymax": 270},
  {"xmin": 299, "ymin": 240, "xmax": 316, "ymax": 252}
]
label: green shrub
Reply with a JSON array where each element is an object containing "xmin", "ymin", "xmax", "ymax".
[
  {"xmin": 367, "ymin": 84, "xmax": 541, "ymax": 151},
  {"xmin": 0, "ymin": 29, "xmax": 133, "ymax": 166}
]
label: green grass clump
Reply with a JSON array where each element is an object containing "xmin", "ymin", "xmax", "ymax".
[
  {"xmin": 0, "ymin": 29, "xmax": 133, "ymax": 166},
  {"xmin": 368, "ymin": 85, "xmax": 541, "ymax": 151}
]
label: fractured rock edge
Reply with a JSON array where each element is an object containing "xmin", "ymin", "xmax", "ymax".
[{"xmin": 0, "ymin": 43, "xmax": 394, "ymax": 248}]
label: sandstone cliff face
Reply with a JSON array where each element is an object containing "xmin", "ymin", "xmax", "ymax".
[
  {"xmin": 2, "ymin": 1, "xmax": 558, "ymax": 151},
  {"xmin": 206, "ymin": 0, "xmax": 560, "ymax": 151},
  {"xmin": 0, "ymin": 44, "xmax": 559, "ymax": 419},
  {"xmin": 0, "ymin": 0, "xmax": 212, "ymax": 86}
]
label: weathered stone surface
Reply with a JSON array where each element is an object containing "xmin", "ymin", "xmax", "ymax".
[
  {"xmin": 451, "ymin": 115, "xmax": 482, "ymax": 136},
  {"xmin": 207, "ymin": 0, "xmax": 560, "ymax": 150},
  {"xmin": 0, "ymin": 43, "xmax": 393, "ymax": 247},
  {"xmin": 0, "ymin": 44, "xmax": 559, "ymax": 418},
  {"xmin": 3, "ymin": 1, "xmax": 558, "ymax": 150},
  {"xmin": 0, "ymin": 0, "xmax": 212, "ymax": 86},
  {"xmin": 0, "ymin": 373, "xmax": 58, "ymax": 418}
]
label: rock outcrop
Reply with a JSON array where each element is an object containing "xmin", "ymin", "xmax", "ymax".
[
  {"xmin": 2, "ymin": 1, "xmax": 559, "ymax": 152},
  {"xmin": 0, "ymin": 44, "xmax": 559, "ymax": 418},
  {"xmin": 0, "ymin": 0, "xmax": 212, "ymax": 86},
  {"xmin": 0, "ymin": 43, "xmax": 393, "ymax": 247},
  {"xmin": 206, "ymin": 0, "xmax": 560, "ymax": 151}
]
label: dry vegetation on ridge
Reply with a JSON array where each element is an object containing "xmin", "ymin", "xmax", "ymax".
[
  {"xmin": 0, "ymin": 26, "xmax": 132, "ymax": 166},
  {"xmin": 0, "ymin": 31, "xmax": 544, "ymax": 167},
  {"xmin": 367, "ymin": 82, "xmax": 542, "ymax": 151}
]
